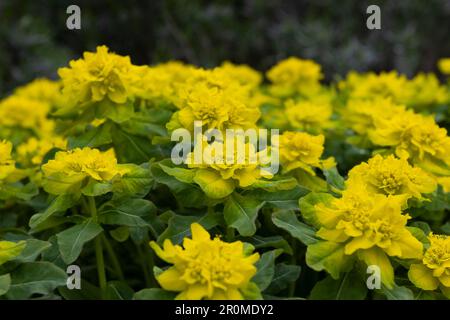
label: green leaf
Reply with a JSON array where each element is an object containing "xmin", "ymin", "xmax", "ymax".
[
  {"xmin": 265, "ymin": 264, "xmax": 301, "ymax": 294},
  {"xmin": 224, "ymin": 193, "xmax": 264, "ymax": 236},
  {"xmin": 246, "ymin": 235, "xmax": 293, "ymax": 255},
  {"xmin": 56, "ymin": 219, "xmax": 103, "ymax": 264},
  {"xmin": 112, "ymin": 127, "xmax": 167, "ymax": 163},
  {"xmin": 0, "ymin": 240, "xmax": 26, "ymax": 266},
  {"xmin": 240, "ymin": 282, "xmax": 263, "ymax": 300},
  {"xmin": 252, "ymin": 250, "xmax": 280, "ymax": 291},
  {"xmin": 30, "ymin": 194, "xmax": 79, "ymax": 229},
  {"xmin": 323, "ymin": 167, "xmax": 345, "ymax": 191},
  {"xmin": 81, "ymin": 180, "xmax": 113, "ymax": 197},
  {"xmin": 6, "ymin": 262, "xmax": 67, "ymax": 299},
  {"xmin": 0, "ymin": 274, "xmax": 11, "ymax": 296},
  {"xmin": 441, "ymin": 221, "xmax": 450, "ymax": 235},
  {"xmin": 193, "ymin": 169, "xmax": 235, "ymax": 199},
  {"xmin": 310, "ymin": 272, "xmax": 367, "ymax": 300},
  {"xmin": 244, "ymin": 186, "xmax": 309, "ymax": 209},
  {"xmin": 96, "ymin": 100, "xmax": 134, "ymax": 123},
  {"xmin": 158, "ymin": 211, "xmax": 221, "ymax": 245},
  {"xmin": 133, "ymin": 288, "xmax": 176, "ymax": 300},
  {"xmin": 306, "ymin": 241, "xmax": 353, "ymax": 279},
  {"xmin": 381, "ymin": 284, "xmax": 414, "ymax": 300},
  {"xmin": 14, "ymin": 239, "xmax": 52, "ymax": 262},
  {"xmin": 68, "ymin": 122, "xmax": 113, "ymax": 148},
  {"xmin": 99, "ymin": 198, "xmax": 157, "ymax": 228},
  {"xmin": 105, "ymin": 281, "xmax": 134, "ymax": 300},
  {"xmin": 109, "ymin": 227, "xmax": 130, "ymax": 242},
  {"xmin": 272, "ymin": 210, "xmax": 318, "ymax": 245},
  {"xmin": 112, "ymin": 163, "xmax": 152, "ymax": 198},
  {"xmin": 159, "ymin": 163, "xmax": 195, "ymax": 183},
  {"xmin": 58, "ymin": 279, "xmax": 101, "ymax": 300},
  {"xmin": 151, "ymin": 161, "xmax": 214, "ymax": 208},
  {"xmin": 251, "ymin": 176, "xmax": 297, "ymax": 192},
  {"xmin": 299, "ymin": 192, "xmax": 335, "ymax": 228},
  {"xmin": 407, "ymin": 227, "xmax": 430, "ymax": 247}
]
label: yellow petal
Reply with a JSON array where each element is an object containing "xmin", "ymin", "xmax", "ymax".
[
  {"xmin": 408, "ymin": 264, "xmax": 439, "ymax": 290},
  {"xmin": 157, "ymin": 267, "xmax": 188, "ymax": 291},
  {"xmin": 357, "ymin": 247, "xmax": 394, "ymax": 289},
  {"xmin": 394, "ymin": 232, "xmax": 423, "ymax": 259},
  {"xmin": 191, "ymin": 223, "xmax": 211, "ymax": 242},
  {"xmin": 438, "ymin": 274, "xmax": 450, "ymax": 287},
  {"xmin": 344, "ymin": 236, "xmax": 374, "ymax": 255},
  {"xmin": 226, "ymin": 288, "xmax": 243, "ymax": 300}
]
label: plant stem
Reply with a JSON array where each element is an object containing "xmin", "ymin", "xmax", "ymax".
[
  {"xmin": 137, "ymin": 243, "xmax": 152, "ymax": 287},
  {"xmin": 102, "ymin": 234, "xmax": 124, "ymax": 281},
  {"xmin": 87, "ymin": 196, "xmax": 107, "ymax": 299},
  {"xmin": 289, "ymin": 239, "xmax": 298, "ymax": 297}
]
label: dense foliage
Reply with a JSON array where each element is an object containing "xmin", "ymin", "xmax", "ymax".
[{"xmin": 0, "ymin": 46, "xmax": 450, "ymax": 300}]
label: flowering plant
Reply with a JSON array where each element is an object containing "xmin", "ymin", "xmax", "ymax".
[{"xmin": 0, "ymin": 47, "xmax": 449, "ymax": 300}]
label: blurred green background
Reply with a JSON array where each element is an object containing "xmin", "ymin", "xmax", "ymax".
[{"xmin": 1, "ymin": 0, "xmax": 450, "ymax": 95}]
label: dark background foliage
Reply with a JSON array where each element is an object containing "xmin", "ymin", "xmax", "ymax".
[{"xmin": 1, "ymin": 0, "xmax": 450, "ymax": 95}]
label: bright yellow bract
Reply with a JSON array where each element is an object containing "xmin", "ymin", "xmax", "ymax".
[{"xmin": 150, "ymin": 223, "xmax": 260, "ymax": 300}]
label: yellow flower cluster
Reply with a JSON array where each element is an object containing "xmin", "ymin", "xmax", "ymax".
[
  {"xmin": 0, "ymin": 95, "xmax": 54, "ymax": 137},
  {"xmin": 285, "ymin": 100, "xmax": 333, "ymax": 134},
  {"xmin": 279, "ymin": 131, "xmax": 334, "ymax": 175},
  {"xmin": 369, "ymin": 109, "xmax": 450, "ymax": 190},
  {"xmin": 150, "ymin": 223, "xmax": 260, "ymax": 300},
  {"xmin": 309, "ymin": 186, "xmax": 423, "ymax": 288},
  {"xmin": 185, "ymin": 137, "xmax": 273, "ymax": 199},
  {"xmin": 346, "ymin": 154, "xmax": 436, "ymax": 203},
  {"xmin": 13, "ymin": 78, "xmax": 63, "ymax": 107},
  {"xmin": 167, "ymin": 67, "xmax": 261, "ymax": 133},
  {"xmin": 267, "ymin": 57, "xmax": 323, "ymax": 97},
  {"xmin": 339, "ymin": 70, "xmax": 449, "ymax": 109},
  {"xmin": 409, "ymin": 234, "xmax": 450, "ymax": 298},
  {"xmin": 42, "ymin": 147, "xmax": 125, "ymax": 195},
  {"xmin": 58, "ymin": 45, "xmax": 142, "ymax": 108}
]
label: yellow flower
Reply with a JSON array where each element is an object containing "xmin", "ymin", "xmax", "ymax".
[
  {"xmin": 340, "ymin": 98, "xmax": 406, "ymax": 136},
  {"xmin": 134, "ymin": 61, "xmax": 200, "ymax": 105},
  {"xmin": 57, "ymin": 45, "xmax": 142, "ymax": 115},
  {"xmin": 42, "ymin": 147, "xmax": 125, "ymax": 195},
  {"xmin": 279, "ymin": 131, "xmax": 334, "ymax": 175},
  {"xmin": 216, "ymin": 62, "xmax": 262, "ymax": 90},
  {"xmin": 267, "ymin": 57, "xmax": 322, "ymax": 97},
  {"xmin": 341, "ymin": 71, "xmax": 411, "ymax": 102},
  {"xmin": 17, "ymin": 137, "xmax": 67, "ymax": 167},
  {"xmin": 0, "ymin": 140, "xmax": 16, "ymax": 181},
  {"xmin": 0, "ymin": 95, "xmax": 54, "ymax": 137},
  {"xmin": 307, "ymin": 187, "xmax": 423, "ymax": 287},
  {"xmin": 285, "ymin": 99, "xmax": 332, "ymax": 133},
  {"xmin": 185, "ymin": 137, "xmax": 273, "ymax": 199},
  {"xmin": 409, "ymin": 234, "xmax": 450, "ymax": 298},
  {"xmin": 438, "ymin": 58, "xmax": 450, "ymax": 75},
  {"xmin": 14, "ymin": 78, "xmax": 62, "ymax": 107},
  {"xmin": 150, "ymin": 223, "xmax": 260, "ymax": 300},
  {"xmin": 167, "ymin": 77, "xmax": 260, "ymax": 133},
  {"xmin": 369, "ymin": 109, "xmax": 450, "ymax": 178},
  {"xmin": 346, "ymin": 154, "xmax": 436, "ymax": 202},
  {"xmin": 403, "ymin": 73, "xmax": 448, "ymax": 108}
]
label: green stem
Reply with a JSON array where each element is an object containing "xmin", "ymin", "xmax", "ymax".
[
  {"xmin": 289, "ymin": 239, "xmax": 298, "ymax": 297},
  {"xmin": 102, "ymin": 234, "xmax": 124, "ymax": 281},
  {"xmin": 137, "ymin": 244, "xmax": 152, "ymax": 287},
  {"xmin": 87, "ymin": 196, "xmax": 107, "ymax": 299}
]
